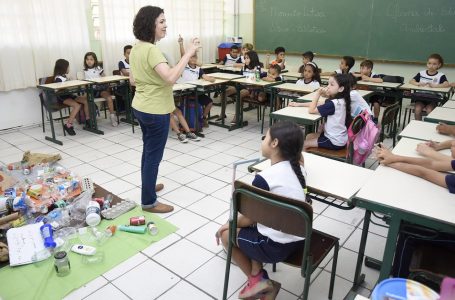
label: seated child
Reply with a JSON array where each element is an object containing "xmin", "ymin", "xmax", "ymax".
[
  {"xmin": 234, "ymin": 43, "xmax": 254, "ymax": 67},
  {"xmin": 83, "ymin": 52, "xmax": 118, "ymax": 126},
  {"xmin": 302, "ymin": 51, "xmax": 315, "ymax": 65},
  {"xmin": 353, "ymin": 60, "xmax": 384, "ymax": 122},
  {"xmin": 321, "ymin": 56, "xmax": 355, "ymax": 76},
  {"xmin": 302, "ymin": 74, "xmax": 352, "ymax": 151},
  {"xmin": 376, "ymin": 140, "xmax": 455, "ymax": 193},
  {"xmin": 266, "ymin": 46, "xmax": 286, "ymax": 70},
  {"xmin": 53, "ymin": 59, "xmax": 89, "ymax": 136},
  {"xmin": 220, "ymin": 45, "xmax": 241, "ymax": 66},
  {"xmin": 296, "ymin": 62, "xmax": 321, "ymax": 89},
  {"xmin": 118, "ymin": 45, "xmax": 132, "ymax": 76},
  {"xmin": 170, "ymin": 108, "xmax": 201, "ymax": 143},
  {"xmin": 409, "ymin": 53, "xmax": 449, "ymax": 121},
  {"xmin": 216, "ymin": 121, "xmax": 308, "ymax": 300},
  {"xmin": 176, "ymin": 49, "xmax": 215, "ymax": 127}
]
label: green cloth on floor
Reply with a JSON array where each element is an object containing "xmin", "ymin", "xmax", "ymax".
[{"xmin": 0, "ymin": 207, "xmax": 177, "ymax": 300}]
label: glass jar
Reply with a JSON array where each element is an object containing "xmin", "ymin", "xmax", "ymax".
[{"xmin": 54, "ymin": 251, "xmax": 70, "ymax": 276}]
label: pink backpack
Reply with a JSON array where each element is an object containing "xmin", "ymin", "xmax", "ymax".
[{"xmin": 347, "ymin": 110, "xmax": 380, "ymax": 165}]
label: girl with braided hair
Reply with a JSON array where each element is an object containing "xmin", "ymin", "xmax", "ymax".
[{"xmin": 216, "ymin": 121, "xmax": 308, "ymax": 300}]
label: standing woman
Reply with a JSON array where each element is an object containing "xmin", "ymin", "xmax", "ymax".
[{"xmin": 130, "ymin": 6, "xmax": 200, "ymax": 213}]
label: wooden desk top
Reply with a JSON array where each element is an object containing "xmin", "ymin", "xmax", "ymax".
[
  {"xmin": 187, "ymin": 79, "xmax": 229, "ymax": 87},
  {"xmin": 296, "ymin": 90, "xmax": 373, "ymax": 103},
  {"xmin": 37, "ymin": 80, "xmax": 89, "ymax": 91},
  {"xmin": 232, "ymin": 78, "xmax": 279, "ymax": 87},
  {"xmin": 282, "ymin": 72, "xmax": 302, "ymax": 79},
  {"xmin": 442, "ymin": 101, "xmax": 455, "ymax": 109},
  {"xmin": 356, "ymin": 165, "xmax": 455, "ymax": 226},
  {"xmin": 271, "ymin": 106, "xmax": 322, "ymax": 122},
  {"xmin": 173, "ymin": 83, "xmax": 196, "ymax": 91},
  {"xmin": 84, "ymin": 75, "xmax": 129, "ymax": 84},
  {"xmin": 356, "ymin": 81, "xmax": 402, "ymax": 89},
  {"xmin": 207, "ymin": 72, "xmax": 245, "ymax": 80},
  {"xmin": 400, "ymin": 83, "xmax": 452, "ymax": 93},
  {"xmin": 251, "ymin": 152, "xmax": 374, "ymax": 201},
  {"xmin": 217, "ymin": 65, "xmax": 243, "ymax": 72},
  {"xmin": 425, "ymin": 107, "xmax": 455, "ymax": 124},
  {"xmin": 272, "ymin": 83, "xmax": 318, "ymax": 94},
  {"xmin": 392, "ymin": 137, "xmax": 453, "ymax": 173},
  {"xmin": 200, "ymin": 64, "xmax": 218, "ymax": 69},
  {"xmin": 399, "ymin": 120, "xmax": 448, "ymax": 142}
]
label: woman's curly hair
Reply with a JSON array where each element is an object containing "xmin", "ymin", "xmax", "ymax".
[{"xmin": 133, "ymin": 6, "xmax": 164, "ymax": 43}]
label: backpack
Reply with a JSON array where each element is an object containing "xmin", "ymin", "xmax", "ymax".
[
  {"xmin": 179, "ymin": 100, "xmax": 203, "ymax": 131},
  {"xmin": 347, "ymin": 110, "xmax": 380, "ymax": 165}
]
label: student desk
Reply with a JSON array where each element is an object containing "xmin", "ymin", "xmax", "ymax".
[
  {"xmin": 442, "ymin": 100, "xmax": 455, "ymax": 109},
  {"xmin": 270, "ymin": 106, "xmax": 322, "ymax": 133},
  {"xmin": 350, "ymin": 165, "xmax": 455, "ymax": 293},
  {"xmin": 320, "ymin": 75, "xmax": 330, "ymax": 85},
  {"xmin": 269, "ymin": 83, "xmax": 318, "ymax": 132},
  {"xmin": 186, "ymin": 79, "xmax": 233, "ymax": 130},
  {"xmin": 295, "ymin": 90, "xmax": 373, "ymax": 103},
  {"xmin": 425, "ymin": 107, "xmax": 455, "ymax": 125},
  {"xmin": 231, "ymin": 78, "xmax": 281, "ymax": 131},
  {"xmin": 217, "ymin": 65, "xmax": 243, "ymax": 74},
  {"xmin": 400, "ymin": 83, "xmax": 453, "ymax": 105},
  {"xmin": 200, "ymin": 64, "xmax": 218, "ymax": 73},
  {"xmin": 282, "ymin": 72, "xmax": 301, "ymax": 82},
  {"xmin": 37, "ymin": 80, "xmax": 94, "ymax": 145},
  {"xmin": 398, "ymin": 120, "xmax": 448, "ymax": 142},
  {"xmin": 249, "ymin": 152, "xmax": 373, "ymax": 204},
  {"xmin": 207, "ymin": 72, "xmax": 245, "ymax": 81},
  {"xmin": 391, "ymin": 137, "xmax": 453, "ymax": 173},
  {"xmin": 84, "ymin": 75, "xmax": 132, "ymax": 130}
]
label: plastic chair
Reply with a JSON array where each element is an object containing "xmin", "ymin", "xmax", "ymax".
[
  {"xmin": 38, "ymin": 76, "xmax": 70, "ymax": 135},
  {"xmin": 223, "ymin": 180, "xmax": 340, "ymax": 300},
  {"xmin": 379, "ymin": 103, "xmax": 400, "ymax": 147}
]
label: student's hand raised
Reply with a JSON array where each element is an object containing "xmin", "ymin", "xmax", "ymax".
[
  {"xmin": 178, "ymin": 34, "xmax": 183, "ymax": 44},
  {"xmin": 187, "ymin": 38, "xmax": 201, "ymax": 55}
]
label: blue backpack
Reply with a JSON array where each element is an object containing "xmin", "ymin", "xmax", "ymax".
[{"xmin": 179, "ymin": 100, "xmax": 203, "ymax": 131}]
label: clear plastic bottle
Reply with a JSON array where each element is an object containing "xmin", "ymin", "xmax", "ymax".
[{"xmin": 54, "ymin": 251, "xmax": 70, "ymax": 276}]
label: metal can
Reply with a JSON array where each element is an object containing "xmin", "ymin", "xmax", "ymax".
[
  {"xmin": 147, "ymin": 221, "xmax": 158, "ymax": 236},
  {"xmin": 129, "ymin": 216, "xmax": 145, "ymax": 226}
]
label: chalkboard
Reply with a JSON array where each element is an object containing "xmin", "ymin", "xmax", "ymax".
[{"xmin": 254, "ymin": 0, "xmax": 455, "ymax": 64}]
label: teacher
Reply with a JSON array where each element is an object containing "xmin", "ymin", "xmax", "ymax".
[{"xmin": 130, "ymin": 6, "xmax": 200, "ymax": 213}]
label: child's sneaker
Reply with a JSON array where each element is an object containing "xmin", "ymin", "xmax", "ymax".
[
  {"xmin": 186, "ymin": 132, "xmax": 201, "ymax": 141},
  {"xmin": 177, "ymin": 133, "xmax": 188, "ymax": 143},
  {"xmin": 64, "ymin": 123, "xmax": 76, "ymax": 136},
  {"xmin": 110, "ymin": 114, "xmax": 118, "ymax": 127},
  {"xmin": 238, "ymin": 270, "xmax": 273, "ymax": 299}
]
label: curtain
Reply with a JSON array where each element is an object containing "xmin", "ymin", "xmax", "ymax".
[
  {"xmin": 99, "ymin": 0, "xmax": 224, "ymax": 75},
  {"xmin": 0, "ymin": 0, "xmax": 91, "ymax": 91}
]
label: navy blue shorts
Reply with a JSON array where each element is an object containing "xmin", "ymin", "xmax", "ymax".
[
  {"xmin": 197, "ymin": 94, "xmax": 213, "ymax": 106},
  {"xmin": 237, "ymin": 225, "xmax": 304, "ymax": 264},
  {"xmin": 317, "ymin": 132, "xmax": 345, "ymax": 150},
  {"xmin": 56, "ymin": 94, "xmax": 76, "ymax": 104}
]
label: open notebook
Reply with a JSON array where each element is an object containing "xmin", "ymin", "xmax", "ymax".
[{"xmin": 6, "ymin": 222, "xmax": 51, "ymax": 266}]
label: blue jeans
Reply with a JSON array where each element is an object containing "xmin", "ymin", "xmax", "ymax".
[{"xmin": 133, "ymin": 108, "xmax": 170, "ymax": 207}]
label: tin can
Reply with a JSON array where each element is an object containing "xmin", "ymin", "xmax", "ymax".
[
  {"xmin": 129, "ymin": 216, "xmax": 145, "ymax": 226},
  {"xmin": 147, "ymin": 221, "xmax": 158, "ymax": 235}
]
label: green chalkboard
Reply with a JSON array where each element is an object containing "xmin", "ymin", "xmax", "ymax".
[{"xmin": 254, "ymin": 0, "xmax": 455, "ymax": 64}]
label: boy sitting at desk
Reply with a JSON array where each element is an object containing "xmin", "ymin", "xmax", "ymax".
[{"xmin": 376, "ymin": 140, "xmax": 455, "ymax": 193}]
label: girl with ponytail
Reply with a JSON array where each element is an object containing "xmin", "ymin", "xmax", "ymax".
[{"xmin": 216, "ymin": 121, "xmax": 308, "ymax": 299}]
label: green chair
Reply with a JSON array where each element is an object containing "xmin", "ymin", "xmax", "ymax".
[{"xmin": 223, "ymin": 180, "xmax": 339, "ymax": 300}]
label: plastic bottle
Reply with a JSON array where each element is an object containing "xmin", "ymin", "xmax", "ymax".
[
  {"xmin": 118, "ymin": 225, "xmax": 146, "ymax": 234},
  {"xmin": 40, "ymin": 223, "xmax": 57, "ymax": 248},
  {"xmin": 85, "ymin": 201, "xmax": 101, "ymax": 227},
  {"xmin": 255, "ymin": 66, "xmax": 260, "ymax": 82}
]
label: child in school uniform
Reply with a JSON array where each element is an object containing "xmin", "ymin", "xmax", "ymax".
[
  {"xmin": 321, "ymin": 56, "xmax": 355, "ymax": 76},
  {"xmin": 234, "ymin": 43, "xmax": 254, "ymax": 67},
  {"xmin": 302, "ymin": 51, "xmax": 315, "ymax": 66},
  {"xmin": 53, "ymin": 59, "xmax": 89, "ymax": 136},
  {"xmin": 409, "ymin": 53, "xmax": 450, "ymax": 121},
  {"xmin": 220, "ymin": 45, "xmax": 241, "ymax": 66},
  {"xmin": 302, "ymin": 74, "xmax": 352, "ymax": 151},
  {"xmin": 170, "ymin": 108, "xmax": 201, "ymax": 143},
  {"xmin": 376, "ymin": 140, "xmax": 455, "ymax": 193},
  {"xmin": 216, "ymin": 121, "xmax": 308, "ymax": 300},
  {"xmin": 266, "ymin": 46, "xmax": 286, "ymax": 70},
  {"xmin": 118, "ymin": 45, "xmax": 132, "ymax": 76},
  {"xmin": 296, "ymin": 62, "xmax": 321, "ymax": 89},
  {"xmin": 83, "ymin": 52, "xmax": 118, "ymax": 127}
]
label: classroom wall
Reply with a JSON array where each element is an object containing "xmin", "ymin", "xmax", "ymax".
[{"xmin": 0, "ymin": 88, "xmax": 42, "ymax": 130}]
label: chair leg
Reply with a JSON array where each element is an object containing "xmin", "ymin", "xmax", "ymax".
[
  {"xmin": 261, "ymin": 106, "xmax": 267, "ymax": 134},
  {"xmin": 272, "ymin": 263, "xmax": 276, "ymax": 272},
  {"xmin": 328, "ymin": 241, "xmax": 340, "ymax": 300},
  {"xmin": 223, "ymin": 222, "xmax": 234, "ymax": 300},
  {"xmin": 60, "ymin": 110, "xmax": 66, "ymax": 136},
  {"xmin": 41, "ymin": 104, "xmax": 45, "ymax": 133},
  {"xmin": 301, "ymin": 256, "xmax": 312, "ymax": 300}
]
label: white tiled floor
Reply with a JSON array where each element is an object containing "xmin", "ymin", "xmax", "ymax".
[{"xmin": 0, "ymin": 104, "xmax": 398, "ymax": 299}]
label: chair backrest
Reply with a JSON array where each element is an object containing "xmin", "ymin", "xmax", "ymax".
[
  {"xmin": 113, "ymin": 70, "xmax": 121, "ymax": 76},
  {"xmin": 232, "ymin": 180, "xmax": 313, "ymax": 239},
  {"xmin": 382, "ymin": 75, "xmax": 404, "ymax": 84},
  {"xmin": 38, "ymin": 76, "xmax": 57, "ymax": 105},
  {"xmin": 381, "ymin": 103, "xmax": 400, "ymax": 127}
]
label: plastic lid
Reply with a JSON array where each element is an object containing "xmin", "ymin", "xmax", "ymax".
[
  {"xmin": 86, "ymin": 213, "xmax": 101, "ymax": 227},
  {"xmin": 54, "ymin": 251, "xmax": 67, "ymax": 259},
  {"xmin": 371, "ymin": 278, "xmax": 439, "ymax": 300}
]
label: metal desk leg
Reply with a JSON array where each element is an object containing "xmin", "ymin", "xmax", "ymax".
[
  {"xmin": 83, "ymin": 85, "xmax": 104, "ymax": 135},
  {"xmin": 377, "ymin": 215, "xmax": 401, "ymax": 282},
  {"xmin": 352, "ymin": 210, "xmax": 370, "ymax": 289},
  {"xmin": 229, "ymin": 82, "xmax": 247, "ymax": 131},
  {"xmin": 44, "ymin": 90, "xmax": 63, "ymax": 146},
  {"xmin": 193, "ymin": 90, "xmax": 205, "ymax": 138},
  {"xmin": 120, "ymin": 84, "xmax": 138, "ymax": 127}
]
